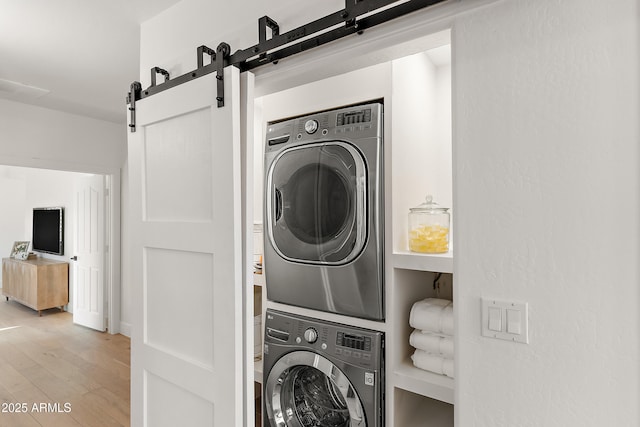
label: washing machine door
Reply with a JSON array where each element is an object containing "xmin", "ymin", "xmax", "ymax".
[
  {"xmin": 266, "ymin": 142, "xmax": 367, "ymax": 265},
  {"xmin": 265, "ymin": 351, "xmax": 366, "ymax": 427}
]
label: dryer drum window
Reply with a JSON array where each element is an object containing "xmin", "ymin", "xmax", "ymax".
[
  {"xmin": 268, "ymin": 142, "xmax": 367, "ymax": 265},
  {"xmin": 285, "ymin": 163, "xmax": 351, "ymax": 245}
]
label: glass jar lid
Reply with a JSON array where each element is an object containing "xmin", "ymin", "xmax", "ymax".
[{"xmin": 410, "ymin": 195, "xmax": 449, "ymax": 213}]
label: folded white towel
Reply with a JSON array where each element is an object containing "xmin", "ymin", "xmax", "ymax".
[
  {"xmin": 411, "ymin": 349, "xmax": 454, "ymax": 378},
  {"xmin": 409, "ymin": 330, "xmax": 454, "ymax": 358},
  {"xmin": 409, "ymin": 298, "xmax": 454, "ymax": 335}
]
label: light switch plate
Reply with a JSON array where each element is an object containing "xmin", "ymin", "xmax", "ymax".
[{"xmin": 481, "ymin": 298, "xmax": 529, "ymax": 344}]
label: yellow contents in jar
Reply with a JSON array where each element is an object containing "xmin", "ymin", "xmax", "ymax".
[{"xmin": 409, "ymin": 225, "xmax": 449, "ymax": 253}]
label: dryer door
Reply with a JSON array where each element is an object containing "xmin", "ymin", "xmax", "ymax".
[
  {"xmin": 266, "ymin": 142, "xmax": 367, "ymax": 265},
  {"xmin": 265, "ymin": 351, "xmax": 366, "ymax": 427}
]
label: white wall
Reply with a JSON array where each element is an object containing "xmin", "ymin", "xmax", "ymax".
[
  {"xmin": 0, "ymin": 168, "xmax": 27, "ymax": 286},
  {"xmin": 0, "ymin": 99, "xmax": 125, "ymax": 172},
  {"xmin": 454, "ymin": 0, "xmax": 639, "ymax": 425},
  {"xmin": 140, "ymin": 0, "xmax": 640, "ymax": 425}
]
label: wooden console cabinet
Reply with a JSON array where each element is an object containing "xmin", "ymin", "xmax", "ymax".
[{"xmin": 2, "ymin": 257, "xmax": 69, "ymax": 315}]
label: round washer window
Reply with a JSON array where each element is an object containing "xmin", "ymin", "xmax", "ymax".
[
  {"xmin": 265, "ymin": 351, "xmax": 368, "ymax": 427},
  {"xmin": 282, "ymin": 366, "xmax": 350, "ymax": 427}
]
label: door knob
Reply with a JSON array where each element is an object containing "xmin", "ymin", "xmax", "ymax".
[{"xmin": 70, "ymin": 256, "xmax": 78, "ymax": 261}]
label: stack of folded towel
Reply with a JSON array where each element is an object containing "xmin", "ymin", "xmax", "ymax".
[{"xmin": 409, "ymin": 298, "xmax": 454, "ymax": 378}]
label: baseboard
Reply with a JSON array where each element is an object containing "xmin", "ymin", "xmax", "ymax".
[{"xmin": 120, "ymin": 321, "xmax": 131, "ymax": 337}]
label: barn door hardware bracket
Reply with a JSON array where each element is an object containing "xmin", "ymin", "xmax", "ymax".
[
  {"xmin": 259, "ymin": 16, "xmax": 280, "ymax": 43},
  {"xmin": 258, "ymin": 16, "xmax": 280, "ymax": 60},
  {"xmin": 127, "ymin": 81, "xmax": 142, "ymax": 133},
  {"xmin": 197, "ymin": 45, "xmax": 216, "ymax": 69},
  {"xmin": 126, "ymin": 0, "xmax": 448, "ymax": 109},
  {"xmin": 215, "ymin": 42, "xmax": 231, "ymax": 108},
  {"xmin": 150, "ymin": 67, "xmax": 170, "ymax": 87}
]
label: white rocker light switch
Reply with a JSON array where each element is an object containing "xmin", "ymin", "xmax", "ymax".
[
  {"xmin": 482, "ymin": 298, "xmax": 529, "ymax": 344},
  {"xmin": 488, "ymin": 307, "xmax": 502, "ymax": 332}
]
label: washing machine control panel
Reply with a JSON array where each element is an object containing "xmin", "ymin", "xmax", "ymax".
[
  {"xmin": 336, "ymin": 331, "xmax": 372, "ymax": 351},
  {"xmin": 304, "ymin": 119, "xmax": 319, "ymax": 134},
  {"xmin": 266, "ymin": 327, "xmax": 290, "ymax": 342},
  {"xmin": 304, "ymin": 327, "xmax": 318, "ymax": 343},
  {"xmin": 264, "ymin": 309, "xmax": 383, "ymax": 369}
]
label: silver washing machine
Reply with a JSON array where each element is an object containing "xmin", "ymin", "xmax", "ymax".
[
  {"xmin": 264, "ymin": 102, "xmax": 384, "ymax": 320},
  {"xmin": 263, "ymin": 309, "xmax": 384, "ymax": 427}
]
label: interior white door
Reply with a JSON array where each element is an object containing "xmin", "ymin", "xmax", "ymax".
[
  {"xmin": 72, "ymin": 173, "xmax": 105, "ymax": 331},
  {"xmin": 128, "ymin": 67, "xmax": 245, "ymax": 426}
]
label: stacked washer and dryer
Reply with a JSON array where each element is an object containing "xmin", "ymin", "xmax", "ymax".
[{"xmin": 262, "ymin": 102, "xmax": 385, "ymax": 427}]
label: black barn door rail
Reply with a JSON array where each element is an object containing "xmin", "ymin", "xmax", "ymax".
[{"xmin": 127, "ymin": 0, "xmax": 447, "ymax": 132}]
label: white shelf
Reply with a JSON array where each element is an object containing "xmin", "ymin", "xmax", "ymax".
[
  {"xmin": 392, "ymin": 360, "xmax": 454, "ymax": 404},
  {"xmin": 393, "ymin": 387, "xmax": 454, "ymax": 426},
  {"xmin": 392, "ymin": 250, "xmax": 453, "ymax": 273},
  {"xmin": 254, "ymin": 358, "xmax": 263, "ymax": 384}
]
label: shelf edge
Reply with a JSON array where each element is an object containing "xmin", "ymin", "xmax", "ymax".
[
  {"xmin": 253, "ymin": 273, "xmax": 265, "ymax": 286},
  {"xmin": 391, "ymin": 251, "xmax": 453, "ymax": 273},
  {"xmin": 392, "ymin": 363, "xmax": 454, "ymax": 404}
]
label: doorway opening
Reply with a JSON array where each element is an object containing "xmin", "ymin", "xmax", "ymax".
[{"xmin": 0, "ymin": 164, "xmax": 121, "ymax": 333}]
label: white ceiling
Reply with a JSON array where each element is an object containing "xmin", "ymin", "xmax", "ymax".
[
  {"xmin": 0, "ymin": 1, "xmax": 451, "ymax": 126},
  {"xmin": 0, "ymin": 0, "xmax": 181, "ymax": 124}
]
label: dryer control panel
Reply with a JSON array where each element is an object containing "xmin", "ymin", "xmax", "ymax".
[
  {"xmin": 265, "ymin": 101, "xmax": 382, "ymax": 153},
  {"xmin": 336, "ymin": 107, "xmax": 372, "ymax": 126}
]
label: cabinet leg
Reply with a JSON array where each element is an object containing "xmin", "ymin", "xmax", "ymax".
[
  {"xmin": 38, "ymin": 310, "xmax": 42, "ymax": 317},
  {"xmin": 5, "ymin": 296, "xmax": 7, "ymax": 301}
]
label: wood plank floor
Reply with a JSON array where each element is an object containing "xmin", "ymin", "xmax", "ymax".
[{"xmin": 0, "ymin": 298, "xmax": 130, "ymax": 427}]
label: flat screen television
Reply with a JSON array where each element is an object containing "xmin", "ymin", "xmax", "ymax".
[{"xmin": 32, "ymin": 207, "xmax": 64, "ymax": 255}]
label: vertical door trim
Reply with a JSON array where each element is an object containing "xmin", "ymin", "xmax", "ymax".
[{"xmin": 241, "ymin": 70, "xmax": 256, "ymax": 427}]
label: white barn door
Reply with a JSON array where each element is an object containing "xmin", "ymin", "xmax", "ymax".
[{"xmin": 128, "ymin": 68, "xmax": 245, "ymax": 426}]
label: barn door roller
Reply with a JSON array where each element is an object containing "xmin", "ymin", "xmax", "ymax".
[
  {"xmin": 127, "ymin": 0, "xmax": 447, "ymax": 131},
  {"xmin": 215, "ymin": 43, "xmax": 231, "ymax": 108}
]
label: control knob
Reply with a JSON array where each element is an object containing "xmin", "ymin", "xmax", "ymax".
[
  {"xmin": 304, "ymin": 328, "xmax": 318, "ymax": 344},
  {"xmin": 304, "ymin": 119, "xmax": 319, "ymax": 134}
]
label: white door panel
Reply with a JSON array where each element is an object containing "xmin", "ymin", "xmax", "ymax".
[
  {"xmin": 128, "ymin": 67, "xmax": 245, "ymax": 426},
  {"xmin": 73, "ymin": 174, "xmax": 105, "ymax": 331}
]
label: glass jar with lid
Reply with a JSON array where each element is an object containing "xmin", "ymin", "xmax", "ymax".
[{"xmin": 408, "ymin": 195, "xmax": 450, "ymax": 253}]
